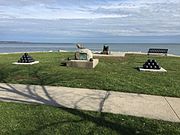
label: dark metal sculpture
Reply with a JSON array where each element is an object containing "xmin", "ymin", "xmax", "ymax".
[{"xmin": 102, "ymin": 45, "xmax": 110, "ymax": 55}]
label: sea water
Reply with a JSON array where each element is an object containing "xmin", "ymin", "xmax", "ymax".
[{"xmin": 0, "ymin": 43, "xmax": 180, "ymax": 55}]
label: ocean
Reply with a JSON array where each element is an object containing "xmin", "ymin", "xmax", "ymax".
[{"xmin": 0, "ymin": 43, "xmax": 180, "ymax": 55}]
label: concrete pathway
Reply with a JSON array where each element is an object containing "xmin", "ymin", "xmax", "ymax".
[{"xmin": 0, "ymin": 83, "xmax": 179, "ymax": 123}]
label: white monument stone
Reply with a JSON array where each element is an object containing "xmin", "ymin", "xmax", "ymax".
[{"xmin": 65, "ymin": 44, "xmax": 99, "ymax": 68}]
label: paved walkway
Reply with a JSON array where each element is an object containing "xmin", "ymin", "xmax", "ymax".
[{"xmin": 0, "ymin": 83, "xmax": 179, "ymax": 122}]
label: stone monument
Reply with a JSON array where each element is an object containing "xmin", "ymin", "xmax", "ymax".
[{"xmin": 65, "ymin": 44, "xmax": 99, "ymax": 68}]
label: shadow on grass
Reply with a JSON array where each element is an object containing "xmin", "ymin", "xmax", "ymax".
[
  {"xmin": 134, "ymin": 67, "xmax": 140, "ymax": 71},
  {"xmin": 0, "ymin": 67, "xmax": 8, "ymax": 83}
]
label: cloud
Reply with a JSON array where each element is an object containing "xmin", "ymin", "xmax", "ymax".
[
  {"xmin": 0, "ymin": 0, "xmax": 180, "ymax": 42},
  {"xmin": 0, "ymin": 0, "xmax": 179, "ymax": 19},
  {"xmin": 0, "ymin": 0, "xmax": 55, "ymax": 6}
]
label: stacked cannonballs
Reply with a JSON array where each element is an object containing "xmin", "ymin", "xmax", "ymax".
[
  {"xmin": 143, "ymin": 59, "xmax": 161, "ymax": 69},
  {"xmin": 18, "ymin": 53, "xmax": 35, "ymax": 63}
]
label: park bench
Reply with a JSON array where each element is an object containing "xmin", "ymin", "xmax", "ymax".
[{"xmin": 148, "ymin": 48, "xmax": 168, "ymax": 56}]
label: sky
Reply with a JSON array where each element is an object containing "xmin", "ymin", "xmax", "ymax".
[{"xmin": 0, "ymin": 0, "xmax": 180, "ymax": 43}]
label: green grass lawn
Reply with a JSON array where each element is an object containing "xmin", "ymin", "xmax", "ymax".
[
  {"xmin": 0, "ymin": 52, "xmax": 180, "ymax": 97},
  {"xmin": 0, "ymin": 102, "xmax": 179, "ymax": 135}
]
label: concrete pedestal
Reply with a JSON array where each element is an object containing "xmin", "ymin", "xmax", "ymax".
[
  {"xmin": 139, "ymin": 67, "xmax": 167, "ymax": 72},
  {"xmin": 12, "ymin": 61, "xmax": 39, "ymax": 65},
  {"xmin": 66, "ymin": 59, "xmax": 99, "ymax": 69}
]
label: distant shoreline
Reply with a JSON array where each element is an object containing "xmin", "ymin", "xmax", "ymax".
[{"xmin": 0, "ymin": 50, "xmax": 179, "ymax": 57}]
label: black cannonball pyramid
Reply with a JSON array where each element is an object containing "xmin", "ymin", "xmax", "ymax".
[
  {"xmin": 142, "ymin": 59, "xmax": 161, "ymax": 70},
  {"xmin": 18, "ymin": 53, "xmax": 35, "ymax": 63}
]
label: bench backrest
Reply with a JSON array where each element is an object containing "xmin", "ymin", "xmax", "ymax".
[{"xmin": 148, "ymin": 48, "xmax": 168, "ymax": 54}]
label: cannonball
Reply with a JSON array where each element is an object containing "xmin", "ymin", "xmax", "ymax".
[
  {"xmin": 151, "ymin": 62, "xmax": 155, "ymax": 66},
  {"xmin": 147, "ymin": 59, "xmax": 151, "ymax": 63},
  {"xmin": 156, "ymin": 65, "xmax": 160, "ymax": 69},
  {"xmin": 152, "ymin": 59, "xmax": 156, "ymax": 63}
]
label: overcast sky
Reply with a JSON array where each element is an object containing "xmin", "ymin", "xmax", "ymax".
[{"xmin": 0, "ymin": 0, "xmax": 180, "ymax": 43}]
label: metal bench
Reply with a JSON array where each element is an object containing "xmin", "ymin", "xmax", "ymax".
[{"xmin": 148, "ymin": 48, "xmax": 168, "ymax": 56}]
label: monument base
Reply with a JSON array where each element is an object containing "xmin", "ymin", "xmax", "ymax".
[
  {"xmin": 66, "ymin": 59, "xmax": 99, "ymax": 69},
  {"xmin": 12, "ymin": 61, "xmax": 39, "ymax": 65},
  {"xmin": 139, "ymin": 67, "xmax": 167, "ymax": 72}
]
